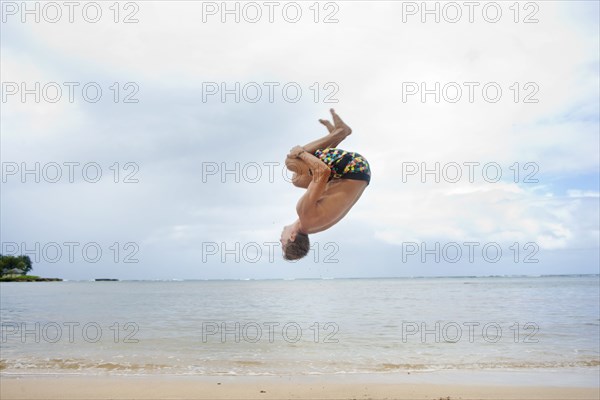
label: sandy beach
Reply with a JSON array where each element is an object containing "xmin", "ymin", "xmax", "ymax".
[
  {"xmin": 1, "ymin": 374, "xmax": 599, "ymax": 400},
  {"xmin": 2, "ymin": 279, "xmax": 598, "ymax": 399}
]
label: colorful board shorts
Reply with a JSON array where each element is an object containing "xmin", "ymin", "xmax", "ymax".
[{"xmin": 313, "ymin": 148, "xmax": 371, "ymax": 184}]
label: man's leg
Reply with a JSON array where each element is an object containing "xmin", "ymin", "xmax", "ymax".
[
  {"xmin": 301, "ymin": 109, "xmax": 352, "ymax": 154},
  {"xmin": 285, "ymin": 109, "xmax": 353, "ymax": 188}
]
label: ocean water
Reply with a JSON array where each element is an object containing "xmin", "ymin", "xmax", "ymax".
[{"xmin": 1, "ymin": 276, "xmax": 599, "ymax": 380}]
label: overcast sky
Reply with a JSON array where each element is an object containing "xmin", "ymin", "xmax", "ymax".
[{"xmin": 1, "ymin": 1, "xmax": 598, "ymax": 280}]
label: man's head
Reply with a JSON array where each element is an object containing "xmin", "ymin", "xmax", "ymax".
[{"xmin": 280, "ymin": 223, "xmax": 310, "ymax": 260}]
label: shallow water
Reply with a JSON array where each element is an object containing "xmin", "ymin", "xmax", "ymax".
[{"xmin": 1, "ymin": 276, "xmax": 598, "ymax": 379}]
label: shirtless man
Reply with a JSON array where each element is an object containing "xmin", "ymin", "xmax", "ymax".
[{"xmin": 281, "ymin": 109, "xmax": 371, "ymax": 260}]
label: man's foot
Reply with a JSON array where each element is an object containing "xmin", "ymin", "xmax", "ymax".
[
  {"xmin": 319, "ymin": 109, "xmax": 352, "ymax": 137},
  {"xmin": 318, "ymin": 118, "xmax": 335, "ymax": 133},
  {"xmin": 330, "ymin": 109, "xmax": 352, "ymax": 136}
]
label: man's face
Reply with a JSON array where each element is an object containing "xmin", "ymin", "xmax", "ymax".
[{"xmin": 280, "ymin": 224, "xmax": 296, "ymax": 248}]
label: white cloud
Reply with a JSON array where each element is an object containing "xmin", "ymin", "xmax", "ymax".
[
  {"xmin": 568, "ymin": 190, "xmax": 600, "ymax": 198},
  {"xmin": 2, "ymin": 1, "xmax": 598, "ymax": 278},
  {"xmin": 358, "ymin": 181, "xmax": 596, "ymax": 250}
]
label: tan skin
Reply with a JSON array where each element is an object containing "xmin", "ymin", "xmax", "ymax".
[{"xmin": 280, "ymin": 109, "xmax": 368, "ymax": 247}]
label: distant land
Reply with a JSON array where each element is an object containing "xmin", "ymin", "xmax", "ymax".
[
  {"xmin": 0, "ymin": 275, "xmax": 62, "ymax": 282},
  {"xmin": 0, "ymin": 255, "xmax": 62, "ymax": 282}
]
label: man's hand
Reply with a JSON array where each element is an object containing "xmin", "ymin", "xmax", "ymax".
[{"xmin": 288, "ymin": 145, "xmax": 305, "ymax": 158}]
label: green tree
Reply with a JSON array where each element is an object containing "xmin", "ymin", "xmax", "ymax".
[
  {"xmin": 17, "ymin": 255, "xmax": 33, "ymax": 274},
  {"xmin": 0, "ymin": 255, "xmax": 33, "ymax": 275}
]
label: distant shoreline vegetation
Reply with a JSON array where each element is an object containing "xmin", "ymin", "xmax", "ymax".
[
  {"xmin": 54, "ymin": 274, "xmax": 600, "ymax": 282},
  {"xmin": 0, "ymin": 255, "xmax": 62, "ymax": 282}
]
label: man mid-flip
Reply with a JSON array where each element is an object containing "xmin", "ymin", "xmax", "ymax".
[{"xmin": 281, "ymin": 109, "xmax": 371, "ymax": 260}]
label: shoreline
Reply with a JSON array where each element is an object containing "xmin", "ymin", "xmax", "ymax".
[
  {"xmin": 1, "ymin": 274, "xmax": 598, "ymax": 282},
  {"xmin": 1, "ymin": 367, "xmax": 598, "ymax": 384},
  {"xmin": 1, "ymin": 373, "xmax": 598, "ymax": 400},
  {"xmin": 0, "ymin": 277, "xmax": 62, "ymax": 282}
]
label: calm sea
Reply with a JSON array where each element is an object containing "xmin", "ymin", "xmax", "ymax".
[{"xmin": 1, "ymin": 276, "xmax": 599, "ymax": 381}]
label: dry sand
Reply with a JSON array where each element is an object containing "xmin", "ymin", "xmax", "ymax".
[{"xmin": 1, "ymin": 374, "xmax": 598, "ymax": 400}]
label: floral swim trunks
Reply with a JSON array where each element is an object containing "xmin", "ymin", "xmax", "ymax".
[{"xmin": 313, "ymin": 148, "xmax": 371, "ymax": 185}]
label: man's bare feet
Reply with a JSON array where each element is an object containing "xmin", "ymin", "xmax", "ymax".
[{"xmin": 319, "ymin": 109, "xmax": 352, "ymax": 137}]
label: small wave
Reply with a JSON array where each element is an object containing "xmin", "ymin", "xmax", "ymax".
[
  {"xmin": 0, "ymin": 358, "xmax": 171, "ymax": 372},
  {"xmin": 234, "ymin": 361, "xmax": 264, "ymax": 366},
  {"xmin": 2, "ymin": 358, "xmax": 598, "ymax": 376},
  {"xmin": 375, "ymin": 360, "xmax": 600, "ymax": 372}
]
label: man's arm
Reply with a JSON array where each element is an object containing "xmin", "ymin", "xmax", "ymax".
[
  {"xmin": 288, "ymin": 146, "xmax": 330, "ymax": 182},
  {"xmin": 285, "ymin": 151, "xmax": 312, "ymax": 188},
  {"xmin": 298, "ymin": 150, "xmax": 330, "ymax": 183},
  {"xmin": 296, "ymin": 151, "xmax": 330, "ymax": 216}
]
